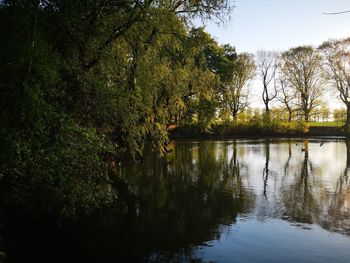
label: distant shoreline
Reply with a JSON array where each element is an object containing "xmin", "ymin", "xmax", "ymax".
[{"xmin": 169, "ymin": 125, "xmax": 346, "ymax": 139}]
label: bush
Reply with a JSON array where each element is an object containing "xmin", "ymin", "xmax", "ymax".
[
  {"xmin": 172, "ymin": 119, "xmax": 309, "ymax": 138},
  {"xmin": 0, "ymin": 121, "xmax": 116, "ymax": 224}
]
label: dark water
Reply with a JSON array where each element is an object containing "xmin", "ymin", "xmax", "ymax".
[{"xmin": 2, "ymin": 138, "xmax": 350, "ymax": 262}]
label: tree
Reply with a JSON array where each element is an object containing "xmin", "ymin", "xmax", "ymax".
[
  {"xmin": 282, "ymin": 46, "xmax": 325, "ymax": 122},
  {"xmin": 256, "ymin": 50, "xmax": 279, "ymax": 115},
  {"xmin": 320, "ymin": 105, "xmax": 331, "ymax": 122},
  {"xmin": 334, "ymin": 108, "xmax": 346, "ymax": 124},
  {"xmin": 319, "ymin": 38, "xmax": 350, "ymax": 131},
  {"xmin": 222, "ymin": 52, "xmax": 256, "ymax": 120},
  {"xmin": 275, "ymin": 70, "xmax": 296, "ymax": 122},
  {"xmin": 0, "ymin": 0, "xmax": 233, "ymax": 221},
  {"xmin": 171, "ymin": 27, "xmax": 222, "ymax": 132}
]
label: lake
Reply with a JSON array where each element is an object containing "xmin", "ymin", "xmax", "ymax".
[{"xmin": 3, "ymin": 138, "xmax": 350, "ymax": 262}]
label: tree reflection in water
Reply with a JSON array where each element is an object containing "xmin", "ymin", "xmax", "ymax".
[
  {"xmin": 280, "ymin": 139, "xmax": 321, "ymax": 225},
  {"xmin": 2, "ymin": 139, "xmax": 350, "ymax": 262},
  {"xmin": 262, "ymin": 139, "xmax": 270, "ymax": 199},
  {"xmin": 277, "ymin": 139, "xmax": 350, "ymax": 235},
  {"xmin": 323, "ymin": 140, "xmax": 350, "ymax": 235}
]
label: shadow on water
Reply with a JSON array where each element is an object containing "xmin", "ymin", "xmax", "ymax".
[
  {"xmin": 1, "ymin": 141, "xmax": 256, "ymax": 262},
  {"xmin": 1, "ymin": 138, "xmax": 350, "ymax": 262}
]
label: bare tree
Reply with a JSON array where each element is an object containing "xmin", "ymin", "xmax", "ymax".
[
  {"xmin": 282, "ymin": 46, "xmax": 325, "ymax": 122},
  {"xmin": 256, "ymin": 50, "xmax": 279, "ymax": 115},
  {"xmin": 223, "ymin": 53, "xmax": 256, "ymax": 120},
  {"xmin": 276, "ymin": 71, "xmax": 295, "ymax": 122},
  {"xmin": 319, "ymin": 38, "xmax": 350, "ymax": 131}
]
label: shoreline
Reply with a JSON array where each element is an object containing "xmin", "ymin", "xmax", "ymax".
[{"xmin": 169, "ymin": 126, "xmax": 346, "ymax": 140}]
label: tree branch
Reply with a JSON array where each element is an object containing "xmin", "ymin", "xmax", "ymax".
[{"xmin": 323, "ymin": 10, "xmax": 350, "ymax": 15}]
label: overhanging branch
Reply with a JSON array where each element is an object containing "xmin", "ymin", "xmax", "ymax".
[{"xmin": 323, "ymin": 10, "xmax": 350, "ymax": 15}]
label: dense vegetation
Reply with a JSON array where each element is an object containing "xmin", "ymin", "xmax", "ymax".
[
  {"xmin": 0, "ymin": 0, "xmax": 349, "ymax": 222},
  {"xmin": 0, "ymin": 0, "xmax": 237, "ymax": 222}
]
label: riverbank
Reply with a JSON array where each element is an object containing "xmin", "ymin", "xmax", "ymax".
[
  {"xmin": 307, "ymin": 126, "xmax": 344, "ymax": 136},
  {"xmin": 168, "ymin": 123, "xmax": 345, "ymax": 139}
]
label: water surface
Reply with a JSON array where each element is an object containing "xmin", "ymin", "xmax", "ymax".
[{"xmin": 4, "ymin": 138, "xmax": 350, "ymax": 262}]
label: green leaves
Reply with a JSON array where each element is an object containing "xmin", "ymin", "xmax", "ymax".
[{"xmin": 0, "ymin": 0, "xmax": 233, "ymax": 221}]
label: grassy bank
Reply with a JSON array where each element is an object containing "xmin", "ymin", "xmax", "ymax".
[
  {"xmin": 169, "ymin": 121, "xmax": 345, "ymax": 139},
  {"xmin": 308, "ymin": 121, "xmax": 344, "ymax": 127}
]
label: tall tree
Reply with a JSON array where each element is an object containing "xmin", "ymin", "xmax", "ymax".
[
  {"xmin": 276, "ymin": 70, "xmax": 295, "ymax": 122},
  {"xmin": 170, "ymin": 27, "xmax": 221, "ymax": 132},
  {"xmin": 0, "ymin": 0, "xmax": 233, "ymax": 220},
  {"xmin": 319, "ymin": 38, "xmax": 350, "ymax": 131},
  {"xmin": 256, "ymin": 50, "xmax": 279, "ymax": 115},
  {"xmin": 282, "ymin": 46, "xmax": 325, "ymax": 122},
  {"xmin": 222, "ymin": 52, "xmax": 256, "ymax": 120}
]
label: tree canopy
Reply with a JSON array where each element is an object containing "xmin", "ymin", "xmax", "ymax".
[{"xmin": 0, "ymin": 0, "xmax": 236, "ymax": 221}]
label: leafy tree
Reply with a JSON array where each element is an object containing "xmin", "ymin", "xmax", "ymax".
[
  {"xmin": 282, "ymin": 46, "xmax": 325, "ymax": 121},
  {"xmin": 276, "ymin": 70, "xmax": 296, "ymax": 122},
  {"xmin": 317, "ymin": 105, "xmax": 331, "ymax": 122},
  {"xmin": 222, "ymin": 52, "xmax": 256, "ymax": 120},
  {"xmin": 184, "ymin": 28, "xmax": 222, "ymax": 132},
  {"xmin": 334, "ymin": 108, "xmax": 346, "ymax": 124},
  {"xmin": 319, "ymin": 38, "xmax": 350, "ymax": 131},
  {"xmin": 0, "ymin": 0, "xmax": 233, "ymax": 221}
]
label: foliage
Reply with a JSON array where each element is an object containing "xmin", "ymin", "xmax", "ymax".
[
  {"xmin": 221, "ymin": 52, "xmax": 255, "ymax": 119},
  {"xmin": 0, "ymin": 0, "xmax": 233, "ymax": 221},
  {"xmin": 281, "ymin": 46, "xmax": 325, "ymax": 122},
  {"xmin": 2, "ymin": 0, "xmax": 350, "ymax": 224},
  {"xmin": 333, "ymin": 108, "xmax": 347, "ymax": 124},
  {"xmin": 319, "ymin": 38, "xmax": 350, "ymax": 130},
  {"xmin": 170, "ymin": 115, "xmax": 309, "ymax": 138},
  {"xmin": 211, "ymin": 119, "xmax": 309, "ymax": 137},
  {"xmin": 0, "ymin": 119, "xmax": 116, "ymax": 222},
  {"xmin": 307, "ymin": 121, "xmax": 343, "ymax": 127}
]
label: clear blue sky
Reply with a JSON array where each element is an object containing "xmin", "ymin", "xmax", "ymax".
[
  {"xmin": 201, "ymin": 0, "xmax": 350, "ymax": 53},
  {"xmin": 197, "ymin": 0, "xmax": 350, "ymax": 109}
]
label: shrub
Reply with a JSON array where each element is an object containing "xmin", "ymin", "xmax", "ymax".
[{"xmin": 0, "ymin": 121, "xmax": 116, "ymax": 224}]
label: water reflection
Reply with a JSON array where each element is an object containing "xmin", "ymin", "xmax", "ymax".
[
  {"xmin": 280, "ymin": 140, "xmax": 318, "ymax": 225},
  {"xmin": 119, "ymin": 141, "xmax": 256, "ymax": 255},
  {"xmin": 2, "ymin": 139, "xmax": 350, "ymax": 262},
  {"xmin": 272, "ymin": 139, "xmax": 350, "ymax": 235},
  {"xmin": 118, "ymin": 139, "xmax": 350, "ymax": 261},
  {"xmin": 323, "ymin": 140, "xmax": 350, "ymax": 235}
]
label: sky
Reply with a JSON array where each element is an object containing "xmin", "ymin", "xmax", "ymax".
[
  {"xmin": 197, "ymin": 0, "xmax": 350, "ymax": 109},
  {"xmin": 202, "ymin": 0, "xmax": 350, "ymax": 53}
]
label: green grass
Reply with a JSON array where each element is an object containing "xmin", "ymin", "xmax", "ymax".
[{"xmin": 307, "ymin": 121, "xmax": 344, "ymax": 127}]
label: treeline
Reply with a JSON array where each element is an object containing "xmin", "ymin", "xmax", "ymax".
[
  {"xmin": 0, "ymin": 0, "xmax": 349, "ymax": 221},
  {"xmin": 0, "ymin": 0, "xmax": 234, "ymax": 221},
  {"xmin": 212, "ymin": 106, "xmax": 345, "ymax": 123},
  {"xmin": 177, "ymin": 41, "xmax": 350, "ymax": 132},
  {"xmin": 248, "ymin": 43, "xmax": 350, "ymax": 128}
]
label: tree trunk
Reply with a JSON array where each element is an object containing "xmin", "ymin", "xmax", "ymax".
[
  {"xmin": 346, "ymin": 139, "xmax": 350, "ymax": 168},
  {"xmin": 263, "ymin": 103, "xmax": 270, "ymax": 123},
  {"xmin": 345, "ymin": 104, "xmax": 350, "ymax": 133},
  {"xmin": 265, "ymin": 103, "xmax": 269, "ymax": 114},
  {"xmin": 232, "ymin": 113, "xmax": 238, "ymax": 123},
  {"xmin": 288, "ymin": 109, "xmax": 292, "ymax": 122}
]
